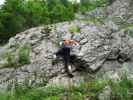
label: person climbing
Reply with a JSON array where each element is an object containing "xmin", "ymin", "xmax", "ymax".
[{"xmin": 53, "ymin": 38, "xmax": 79, "ymax": 77}]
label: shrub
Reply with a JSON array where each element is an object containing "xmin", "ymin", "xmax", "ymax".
[
  {"xmin": 18, "ymin": 44, "xmax": 31, "ymax": 65},
  {"xmin": 82, "ymin": 16, "xmax": 106, "ymax": 24},
  {"xmin": 0, "ymin": 0, "xmax": 108, "ymax": 43},
  {"xmin": 80, "ymin": 0, "xmax": 107, "ymax": 13},
  {"xmin": 128, "ymin": 29, "xmax": 133, "ymax": 37},
  {"xmin": 1, "ymin": 44, "xmax": 31, "ymax": 68},
  {"xmin": 109, "ymin": 74, "xmax": 133, "ymax": 100},
  {"xmin": 0, "ymin": 73, "xmax": 133, "ymax": 100},
  {"xmin": 69, "ymin": 25, "xmax": 80, "ymax": 33},
  {"xmin": 123, "ymin": 26, "xmax": 133, "ymax": 37},
  {"xmin": 3, "ymin": 52, "xmax": 18, "ymax": 68},
  {"xmin": 0, "ymin": 0, "xmax": 75, "ymax": 42}
]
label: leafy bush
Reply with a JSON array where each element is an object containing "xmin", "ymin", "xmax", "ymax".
[
  {"xmin": 0, "ymin": 0, "xmax": 108, "ymax": 43},
  {"xmin": 18, "ymin": 44, "xmax": 31, "ymax": 65},
  {"xmin": 1, "ymin": 44, "xmax": 31, "ymax": 68},
  {"xmin": 0, "ymin": 73, "xmax": 133, "ymax": 100},
  {"xmin": 109, "ymin": 74, "xmax": 133, "ymax": 100},
  {"xmin": 82, "ymin": 16, "xmax": 106, "ymax": 24},
  {"xmin": 0, "ymin": 0, "xmax": 75, "ymax": 42},
  {"xmin": 123, "ymin": 25, "xmax": 133, "ymax": 37},
  {"xmin": 3, "ymin": 52, "xmax": 18, "ymax": 68},
  {"xmin": 128, "ymin": 29, "xmax": 133, "ymax": 37},
  {"xmin": 80, "ymin": 0, "xmax": 107, "ymax": 13},
  {"xmin": 69, "ymin": 25, "xmax": 80, "ymax": 33}
]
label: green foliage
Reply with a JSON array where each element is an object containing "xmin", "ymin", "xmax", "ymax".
[
  {"xmin": 69, "ymin": 25, "xmax": 80, "ymax": 33},
  {"xmin": 128, "ymin": 29, "xmax": 133, "ymax": 37},
  {"xmin": 0, "ymin": 0, "xmax": 25, "ymax": 41},
  {"xmin": 0, "ymin": 0, "xmax": 75, "ymax": 42},
  {"xmin": 0, "ymin": 0, "xmax": 108, "ymax": 43},
  {"xmin": 3, "ymin": 52, "xmax": 17, "ymax": 68},
  {"xmin": 109, "ymin": 74, "xmax": 133, "ymax": 100},
  {"xmin": 48, "ymin": 0, "xmax": 74, "ymax": 23},
  {"xmin": 122, "ymin": 25, "xmax": 133, "ymax": 37},
  {"xmin": 82, "ymin": 16, "xmax": 106, "ymax": 24},
  {"xmin": 18, "ymin": 44, "xmax": 31, "ymax": 65},
  {"xmin": 0, "ymin": 74, "xmax": 133, "ymax": 100},
  {"xmin": 1, "ymin": 44, "xmax": 31, "ymax": 68},
  {"xmin": 80, "ymin": 0, "xmax": 107, "ymax": 14},
  {"xmin": 22, "ymin": 0, "xmax": 50, "ymax": 27}
]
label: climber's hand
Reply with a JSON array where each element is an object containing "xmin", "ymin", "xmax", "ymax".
[
  {"xmin": 70, "ymin": 40, "xmax": 79, "ymax": 46},
  {"xmin": 75, "ymin": 42, "xmax": 79, "ymax": 46}
]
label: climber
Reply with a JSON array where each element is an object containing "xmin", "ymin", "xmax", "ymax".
[{"xmin": 53, "ymin": 38, "xmax": 79, "ymax": 77}]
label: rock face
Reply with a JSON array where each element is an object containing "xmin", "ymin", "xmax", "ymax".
[
  {"xmin": 0, "ymin": 19, "xmax": 133, "ymax": 89},
  {"xmin": 0, "ymin": 0, "xmax": 133, "ymax": 89},
  {"xmin": 107, "ymin": 0, "xmax": 133, "ymax": 23}
]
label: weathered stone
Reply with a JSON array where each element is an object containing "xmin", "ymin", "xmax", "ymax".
[
  {"xmin": 107, "ymin": 0, "xmax": 133, "ymax": 23},
  {"xmin": 0, "ymin": 19, "xmax": 133, "ymax": 89},
  {"xmin": 98, "ymin": 86, "xmax": 112, "ymax": 100},
  {"xmin": 0, "ymin": 0, "xmax": 133, "ymax": 89}
]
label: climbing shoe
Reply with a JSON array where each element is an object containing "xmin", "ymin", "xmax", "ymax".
[
  {"xmin": 53, "ymin": 54, "xmax": 57, "ymax": 59},
  {"xmin": 68, "ymin": 65, "xmax": 72, "ymax": 72}
]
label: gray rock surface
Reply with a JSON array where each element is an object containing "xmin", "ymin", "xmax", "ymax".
[
  {"xmin": 0, "ymin": 19, "xmax": 133, "ymax": 89},
  {"xmin": 0, "ymin": 0, "xmax": 133, "ymax": 90},
  {"xmin": 98, "ymin": 86, "xmax": 112, "ymax": 100},
  {"xmin": 107, "ymin": 0, "xmax": 133, "ymax": 23}
]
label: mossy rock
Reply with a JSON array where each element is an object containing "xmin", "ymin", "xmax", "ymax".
[{"xmin": 69, "ymin": 25, "xmax": 80, "ymax": 33}]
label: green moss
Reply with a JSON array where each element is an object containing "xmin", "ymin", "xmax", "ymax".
[
  {"xmin": 3, "ymin": 52, "xmax": 18, "ymax": 68},
  {"xmin": 18, "ymin": 44, "xmax": 31, "ymax": 65},
  {"xmin": 120, "ymin": 24, "xmax": 133, "ymax": 37},
  {"xmin": 69, "ymin": 25, "xmax": 80, "ymax": 33},
  {"xmin": 82, "ymin": 16, "xmax": 106, "ymax": 24}
]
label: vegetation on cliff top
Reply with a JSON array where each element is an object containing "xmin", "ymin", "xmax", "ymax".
[{"xmin": 0, "ymin": 0, "xmax": 107, "ymax": 42}]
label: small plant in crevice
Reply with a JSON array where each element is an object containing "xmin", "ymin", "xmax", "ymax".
[
  {"xmin": 42, "ymin": 25, "xmax": 52, "ymax": 35},
  {"xmin": 83, "ymin": 16, "xmax": 106, "ymax": 24},
  {"xmin": 123, "ymin": 26, "xmax": 133, "ymax": 37},
  {"xmin": 69, "ymin": 25, "xmax": 80, "ymax": 33},
  {"xmin": 1, "ymin": 43, "xmax": 31, "ymax": 68},
  {"xmin": 18, "ymin": 44, "xmax": 31, "ymax": 65},
  {"xmin": 4, "ymin": 52, "xmax": 18, "ymax": 68}
]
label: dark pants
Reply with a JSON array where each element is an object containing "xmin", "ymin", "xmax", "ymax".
[
  {"xmin": 56, "ymin": 46, "xmax": 71, "ymax": 73},
  {"xmin": 55, "ymin": 45, "xmax": 74, "ymax": 77}
]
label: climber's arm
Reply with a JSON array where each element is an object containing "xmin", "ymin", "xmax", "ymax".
[{"xmin": 70, "ymin": 40, "xmax": 79, "ymax": 46}]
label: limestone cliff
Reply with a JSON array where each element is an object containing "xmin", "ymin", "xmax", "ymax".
[{"xmin": 0, "ymin": 0, "xmax": 133, "ymax": 90}]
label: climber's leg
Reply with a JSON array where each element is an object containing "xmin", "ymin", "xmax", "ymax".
[
  {"xmin": 52, "ymin": 48, "xmax": 64, "ymax": 65},
  {"xmin": 63, "ymin": 48, "xmax": 73, "ymax": 77},
  {"xmin": 55, "ymin": 48, "xmax": 63, "ymax": 57}
]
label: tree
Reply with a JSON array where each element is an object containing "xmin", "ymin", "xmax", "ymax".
[
  {"xmin": 60, "ymin": 0, "xmax": 69, "ymax": 6},
  {"xmin": 0, "ymin": 0, "xmax": 75, "ymax": 42},
  {"xmin": 0, "ymin": 0, "xmax": 25, "ymax": 41},
  {"xmin": 22, "ymin": 0, "xmax": 49, "ymax": 28}
]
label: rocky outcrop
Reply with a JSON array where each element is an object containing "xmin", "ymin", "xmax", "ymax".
[
  {"xmin": 107, "ymin": 0, "xmax": 133, "ymax": 24},
  {"xmin": 0, "ymin": 19, "xmax": 133, "ymax": 90},
  {"xmin": 0, "ymin": 0, "xmax": 133, "ymax": 90}
]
